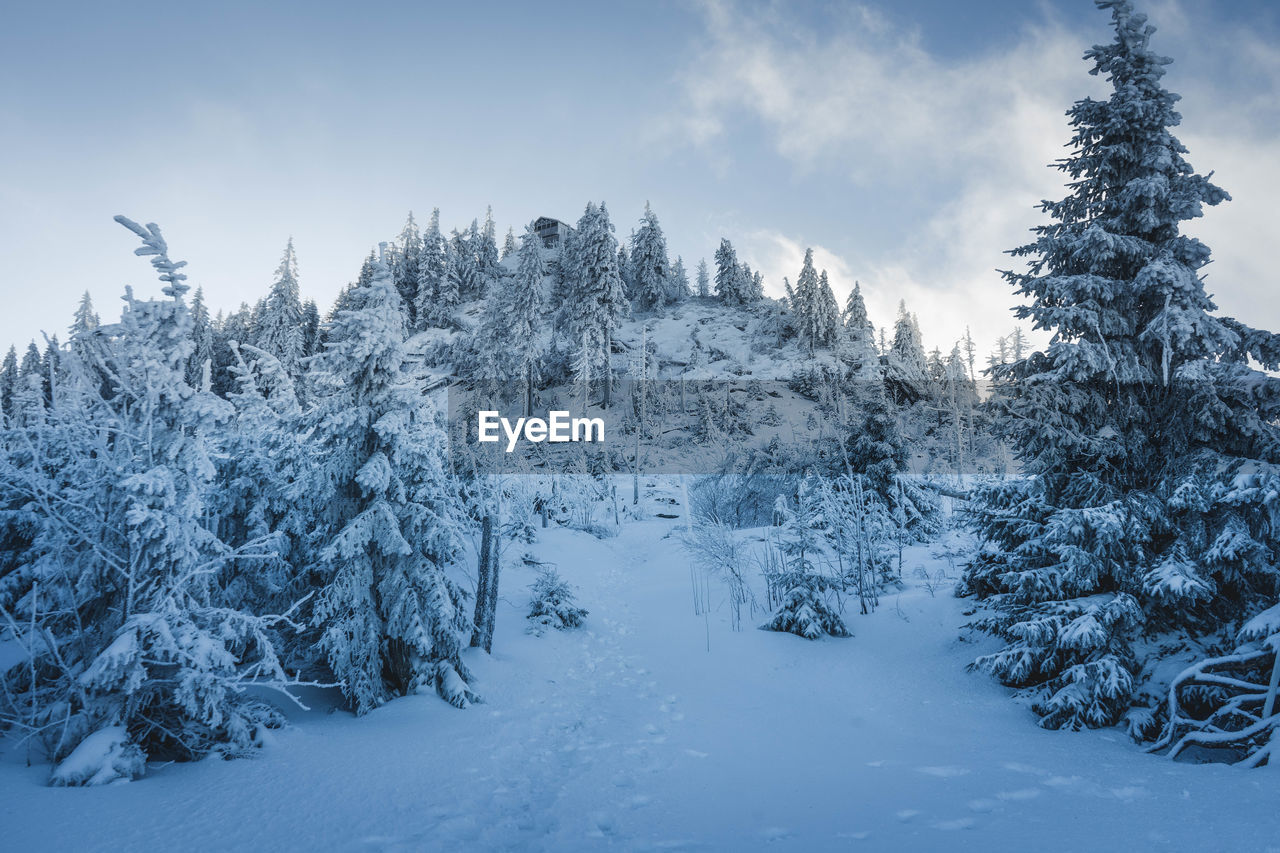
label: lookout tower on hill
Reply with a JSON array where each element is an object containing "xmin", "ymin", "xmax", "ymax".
[{"xmin": 532, "ymin": 216, "xmax": 573, "ymax": 248}]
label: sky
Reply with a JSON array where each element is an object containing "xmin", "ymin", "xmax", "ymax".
[{"xmin": 2, "ymin": 0, "xmax": 1278, "ymax": 358}]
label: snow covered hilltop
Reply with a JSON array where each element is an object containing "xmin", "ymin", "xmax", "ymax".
[{"xmin": 2, "ymin": 0, "xmax": 1280, "ymax": 849}]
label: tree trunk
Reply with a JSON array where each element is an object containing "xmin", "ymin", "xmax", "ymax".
[
  {"xmin": 470, "ymin": 514, "xmax": 493, "ymax": 649},
  {"xmin": 602, "ymin": 332, "xmax": 612, "ymax": 409},
  {"xmin": 524, "ymin": 362, "xmax": 534, "ymax": 420},
  {"xmin": 482, "ymin": 526, "xmax": 500, "ymax": 652}
]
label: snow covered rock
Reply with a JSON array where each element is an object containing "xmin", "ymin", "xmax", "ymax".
[{"xmin": 49, "ymin": 727, "xmax": 145, "ymax": 787}]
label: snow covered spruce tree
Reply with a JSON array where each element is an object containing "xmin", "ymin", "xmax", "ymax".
[
  {"xmin": 695, "ymin": 258, "xmax": 711, "ymax": 299},
  {"xmin": 713, "ymin": 238, "xmax": 746, "ymax": 305},
  {"xmin": 792, "ymin": 249, "xmax": 822, "ymax": 354},
  {"xmin": 391, "ymin": 212, "xmax": 422, "ymax": 326},
  {"xmin": 0, "ymin": 345, "xmax": 18, "ymax": 418},
  {"xmin": 0, "ymin": 218, "xmax": 304, "ymax": 782},
  {"xmin": 964, "ymin": 0, "xmax": 1280, "ymax": 737},
  {"xmin": 305, "ymin": 244, "xmax": 477, "ymax": 714},
  {"xmin": 474, "ymin": 222, "xmax": 547, "ymax": 414},
  {"xmin": 187, "ymin": 286, "xmax": 214, "ymax": 388},
  {"xmin": 670, "ymin": 255, "xmax": 691, "ymax": 303},
  {"xmin": 509, "ymin": 223, "xmax": 548, "ymax": 417},
  {"xmin": 253, "ymin": 238, "xmax": 305, "ymax": 380},
  {"xmin": 562, "ymin": 203, "xmax": 627, "ymax": 408},
  {"xmin": 882, "ymin": 301, "xmax": 929, "ymax": 405},
  {"xmin": 414, "ymin": 208, "xmax": 449, "ymax": 329},
  {"xmin": 214, "ymin": 341, "xmax": 310, "ymax": 616},
  {"xmin": 630, "ymin": 202, "xmax": 670, "ymax": 311},
  {"xmin": 526, "ymin": 566, "xmax": 588, "ymax": 636},
  {"xmin": 839, "ymin": 282, "xmax": 877, "ymax": 377}
]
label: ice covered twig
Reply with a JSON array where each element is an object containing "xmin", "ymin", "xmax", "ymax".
[{"xmin": 113, "ymin": 215, "xmax": 189, "ymax": 298}]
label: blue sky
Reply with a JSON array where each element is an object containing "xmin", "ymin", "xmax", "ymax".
[{"xmin": 2, "ymin": 0, "xmax": 1278, "ymax": 356}]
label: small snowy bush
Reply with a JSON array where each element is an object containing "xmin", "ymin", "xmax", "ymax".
[
  {"xmin": 759, "ymin": 487, "xmax": 850, "ymax": 640},
  {"xmin": 759, "ymin": 574, "xmax": 850, "ymax": 640},
  {"xmin": 527, "ymin": 568, "xmax": 588, "ymax": 635}
]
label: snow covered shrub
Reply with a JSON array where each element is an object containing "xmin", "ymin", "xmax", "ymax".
[
  {"xmin": 689, "ymin": 460, "xmax": 794, "ymax": 529},
  {"xmin": 787, "ymin": 362, "xmax": 841, "ymax": 402},
  {"xmin": 759, "ymin": 482, "xmax": 850, "ymax": 640},
  {"xmin": 815, "ymin": 474, "xmax": 896, "ymax": 614},
  {"xmin": 759, "ymin": 574, "xmax": 850, "ymax": 640},
  {"xmin": 964, "ymin": 2, "xmax": 1280, "ymax": 733},
  {"xmin": 684, "ymin": 520, "xmax": 756, "ymax": 630},
  {"xmin": 526, "ymin": 567, "xmax": 588, "ymax": 635},
  {"xmin": 691, "ymin": 383, "xmax": 754, "ymax": 443},
  {"xmin": 549, "ymin": 465, "xmax": 610, "ymax": 533}
]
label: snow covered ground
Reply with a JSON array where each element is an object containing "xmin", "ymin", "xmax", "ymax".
[{"xmin": 2, "ymin": 482, "xmax": 1277, "ymax": 852}]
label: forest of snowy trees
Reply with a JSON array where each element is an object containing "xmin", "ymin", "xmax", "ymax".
[{"xmin": 1, "ymin": 0, "xmax": 1278, "ymax": 790}]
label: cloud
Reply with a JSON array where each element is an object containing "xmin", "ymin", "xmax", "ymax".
[{"xmin": 668, "ymin": 0, "xmax": 1280, "ymax": 357}]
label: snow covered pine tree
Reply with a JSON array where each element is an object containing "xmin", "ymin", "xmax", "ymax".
[
  {"xmin": 964, "ymin": 1, "xmax": 1280, "ymax": 748},
  {"xmin": 306, "ymin": 244, "xmax": 478, "ymax": 714},
  {"xmin": 526, "ymin": 566, "xmax": 588, "ymax": 635}
]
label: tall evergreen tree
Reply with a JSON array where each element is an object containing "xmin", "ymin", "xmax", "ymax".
[
  {"xmin": 478, "ymin": 207, "xmax": 502, "ymax": 280},
  {"xmin": 839, "ymin": 282, "xmax": 879, "ymax": 382},
  {"xmin": 508, "ymin": 224, "xmax": 548, "ymax": 417},
  {"xmin": 842, "ymin": 282, "xmax": 873, "ymax": 338},
  {"xmin": 211, "ymin": 303, "xmax": 253, "ymax": 397},
  {"xmin": 816, "ymin": 271, "xmax": 840, "ymax": 348},
  {"xmin": 617, "ymin": 240, "xmax": 634, "ymax": 303},
  {"xmin": 415, "ymin": 209, "xmax": 448, "ymax": 329},
  {"xmin": 449, "ymin": 228, "xmax": 480, "ymax": 302},
  {"xmin": 563, "ymin": 203, "xmax": 626, "ymax": 407},
  {"xmin": 964, "ymin": 0, "xmax": 1280, "ymax": 738},
  {"xmin": 696, "ymin": 258, "xmax": 711, "ymax": 299},
  {"xmin": 392, "ymin": 213, "xmax": 422, "ymax": 326},
  {"xmin": 71, "ymin": 291, "xmax": 99, "ymax": 337},
  {"xmin": 306, "ymin": 245, "xmax": 476, "ymax": 714},
  {"xmin": 18, "ymin": 341, "xmax": 42, "ymax": 382},
  {"xmin": 187, "ymin": 287, "xmax": 214, "ymax": 388},
  {"xmin": 255, "ymin": 239, "xmax": 305, "ymax": 378},
  {"xmin": 40, "ymin": 335, "xmax": 60, "ymax": 408},
  {"xmin": 0, "ymin": 345, "xmax": 18, "ymax": 419},
  {"xmin": 883, "ymin": 301, "xmax": 929, "ymax": 404},
  {"xmin": 300, "ymin": 299, "xmax": 321, "ymax": 359},
  {"xmin": 793, "ymin": 249, "xmax": 822, "ymax": 354},
  {"xmin": 736, "ymin": 261, "xmax": 758, "ymax": 303},
  {"xmin": 713, "ymin": 239, "xmax": 744, "ymax": 305},
  {"xmin": 670, "ymin": 256, "xmax": 691, "ymax": 302},
  {"xmin": 630, "ymin": 202, "xmax": 670, "ymax": 310}
]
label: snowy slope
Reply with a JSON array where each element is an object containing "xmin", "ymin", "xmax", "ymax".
[{"xmin": 2, "ymin": 480, "xmax": 1276, "ymax": 852}]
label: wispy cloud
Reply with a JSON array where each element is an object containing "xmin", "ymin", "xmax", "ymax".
[{"xmin": 668, "ymin": 0, "xmax": 1280, "ymax": 355}]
